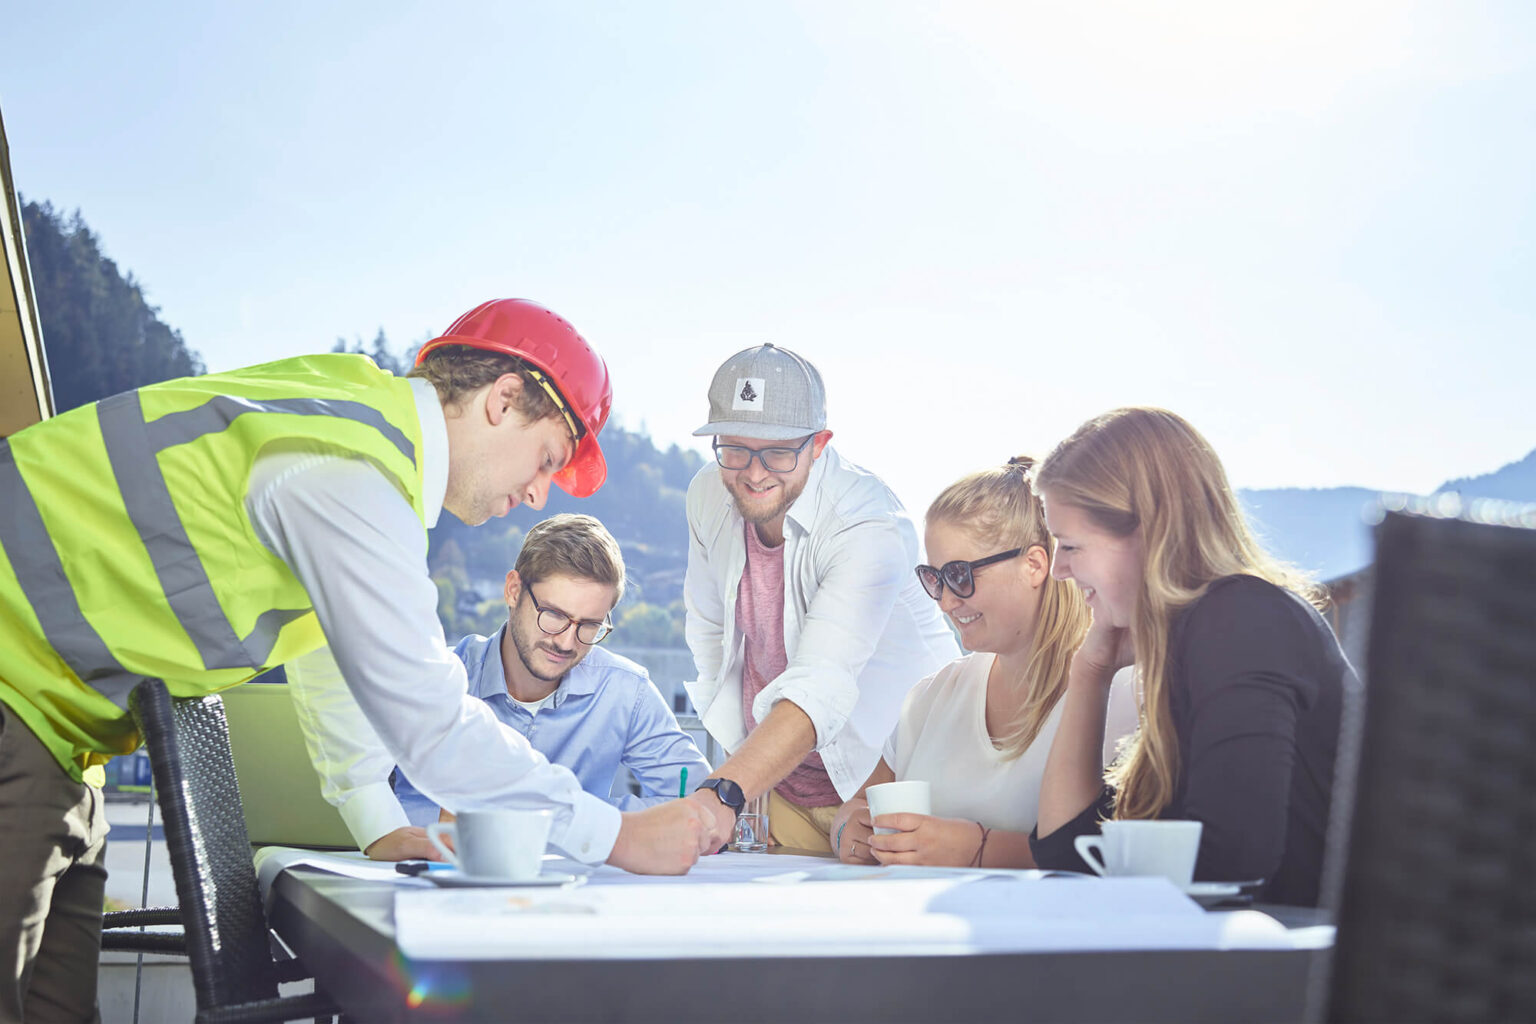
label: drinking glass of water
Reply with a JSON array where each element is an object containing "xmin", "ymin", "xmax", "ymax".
[{"xmin": 731, "ymin": 792, "xmax": 770, "ymax": 852}]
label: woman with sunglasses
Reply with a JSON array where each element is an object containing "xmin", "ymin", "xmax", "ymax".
[
  {"xmin": 1028, "ymin": 408, "xmax": 1354, "ymax": 906},
  {"xmin": 829, "ymin": 458, "xmax": 1136, "ymax": 867}
]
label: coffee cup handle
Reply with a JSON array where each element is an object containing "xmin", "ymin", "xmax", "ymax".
[
  {"xmin": 1074, "ymin": 834, "xmax": 1110, "ymax": 876},
  {"xmin": 425, "ymin": 822, "xmax": 458, "ymax": 867}
]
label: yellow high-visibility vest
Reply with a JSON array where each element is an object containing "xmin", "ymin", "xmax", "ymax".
[{"xmin": 0, "ymin": 354, "xmax": 426, "ymax": 781}]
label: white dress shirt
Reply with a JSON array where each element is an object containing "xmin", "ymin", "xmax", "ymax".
[
  {"xmin": 246, "ymin": 377, "xmax": 621, "ymax": 863},
  {"xmin": 683, "ymin": 447, "xmax": 960, "ymax": 800}
]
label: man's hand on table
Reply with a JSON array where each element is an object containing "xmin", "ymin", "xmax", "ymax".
[
  {"xmin": 364, "ymin": 826, "xmax": 448, "ymax": 861},
  {"xmin": 685, "ymin": 789, "xmax": 738, "ymax": 854},
  {"xmin": 607, "ymin": 799, "xmax": 712, "ymax": 874}
]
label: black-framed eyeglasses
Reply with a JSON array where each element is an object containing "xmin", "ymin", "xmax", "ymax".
[
  {"xmin": 525, "ymin": 584, "xmax": 614, "ymax": 645},
  {"xmin": 914, "ymin": 549, "xmax": 1023, "ymax": 601},
  {"xmin": 711, "ymin": 435, "xmax": 814, "ymax": 474}
]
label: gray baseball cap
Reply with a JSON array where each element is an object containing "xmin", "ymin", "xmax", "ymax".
[{"xmin": 693, "ymin": 343, "xmax": 827, "ymax": 440}]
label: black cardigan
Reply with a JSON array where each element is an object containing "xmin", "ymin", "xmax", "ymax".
[{"xmin": 1030, "ymin": 575, "xmax": 1353, "ymax": 906}]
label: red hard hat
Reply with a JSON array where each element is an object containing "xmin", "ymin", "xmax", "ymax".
[{"xmin": 416, "ymin": 299, "xmax": 613, "ymax": 497}]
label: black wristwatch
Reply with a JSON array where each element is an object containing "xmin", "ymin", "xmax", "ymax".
[{"xmin": 697, "ymin": 778, "xmax": 745, "ymax": 819}]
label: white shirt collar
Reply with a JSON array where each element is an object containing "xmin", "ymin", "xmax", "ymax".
[
  {"xmin": 409, "ymin": 377, "xmax": 449, "ymax": 529},
  {"xmin": 783, "ymin": 445, "xmax": 833, "ymax": 537}
]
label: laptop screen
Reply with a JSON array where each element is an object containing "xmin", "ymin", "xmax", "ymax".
[{"xmin": 222, "ymin": 682, "xmax": 357, "ymax": 850}]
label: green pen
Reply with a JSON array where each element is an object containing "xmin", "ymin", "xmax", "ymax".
[{"xmin": 679, "ymin": 766, "xmax": 688, "ymax": 799}]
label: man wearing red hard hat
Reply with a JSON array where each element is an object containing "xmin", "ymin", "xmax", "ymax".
[
  {"xmin": 0, "ymin": 298, "xmax": 708, "ymax": 1020},
  {"xmin": 281, "ymin": 298, "xmax": 713, "ymax": 868},
  {"xmin": 419, "ymin": 297, "xmax": 614, "ymax": 505},
  {"xmin": 279, "ymin": 298, "xmax": 713, "ymax": 865}
]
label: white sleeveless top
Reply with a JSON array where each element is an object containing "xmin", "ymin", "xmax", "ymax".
[{"xmin": 881, "ymin": 653, "xmax": 1063, "ymax": 833}]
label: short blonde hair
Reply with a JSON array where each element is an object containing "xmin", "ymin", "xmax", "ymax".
[
  {"xmin": 515, "ymin": 514, "xmax": 626, "ymax": 603},
  {"xmin": 926, "ymin": 457, "xmax": 1090, "ymax": 760}
]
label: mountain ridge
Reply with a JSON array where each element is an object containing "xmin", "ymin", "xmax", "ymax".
[{"xmin": 1239, "ymin": 446, "xmax": 1536, "ymax": 581}]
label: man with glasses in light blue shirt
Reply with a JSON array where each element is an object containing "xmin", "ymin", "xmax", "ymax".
[{"xmin": 394, "ymin": 513, "xmax": 710, "ymax": 824}]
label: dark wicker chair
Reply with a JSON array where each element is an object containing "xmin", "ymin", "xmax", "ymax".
[
  {"xmin": 121, "ymin": 678, "xmax": 342, "ymax": 1024},
  {"xmin": 102, "ymin": 905, "xmax": 186, "ymax": 955},
  {"xmin": 1320, "ymin": 504, "xmax": 1536, "ymax": 1023}
]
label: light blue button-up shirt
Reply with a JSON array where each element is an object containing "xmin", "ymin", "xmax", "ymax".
[{"xmin": 394, "ymin": 626, "xmax": 712, "ymax": 825}]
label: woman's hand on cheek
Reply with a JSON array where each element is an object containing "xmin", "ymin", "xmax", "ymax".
[{"xmin": 1077, "ymin": 610, "xmax": 1135, "ymax": 678}]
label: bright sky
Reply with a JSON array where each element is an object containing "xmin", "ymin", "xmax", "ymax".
[{"xmin": 3, "ymin": 2, "xmax": 1532, "ymax": 516}]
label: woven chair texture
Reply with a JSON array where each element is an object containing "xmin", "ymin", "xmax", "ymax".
[
  {"xmin": 101, "ymin": 905, "xmax": 185, "ymax": 955},
  {"xmin": 1326, "ymin": 509, "xmax": 1536, "ymax": 1023},
  {"xmin": 129, "ymin": 679, "xmax": 340, "ymax": 1024}
]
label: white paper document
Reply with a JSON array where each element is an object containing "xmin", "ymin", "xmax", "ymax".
[
  {"xmin": 575, "ymin": 851, "xmax": 841, "ymax": 886},
  {"xmin": 567, "ymin": 851, "xmax": 1065, "ymax": 886},
  {"xmin": 392, "ymin": 873, "xmax": 1294, "ymax": 961},
  {"xmin": 254, "ymin": 846, "xmax": 424, "ymax": 908}
]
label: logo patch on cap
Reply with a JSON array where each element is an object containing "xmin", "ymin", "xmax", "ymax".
[{"xmin": 733, "ymin": 378, "xmax": 765, "ymax": 411}]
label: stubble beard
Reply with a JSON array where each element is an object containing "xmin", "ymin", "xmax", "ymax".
[
  {"xmin": 442, "ymin": 473, "xmax": 496, "ymax": 527},
  {"xmin": 725, "ymin": 476, "xmax": 805, "ymax": 526},
  {"xmin": 509, "ymin": 617, "xmax": 579, "ymax": 684}
]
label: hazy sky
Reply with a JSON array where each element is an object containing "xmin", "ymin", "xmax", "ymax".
[{"xmin": 4, "ymin": 2, "xmax": 1533, "ymax": 516}]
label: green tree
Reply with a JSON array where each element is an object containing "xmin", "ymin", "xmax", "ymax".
[
  {"xmin": 21, "ymin": 200, "xmax": 204, "ymax": 411},
  {"xmin": 434, "ymin": 576, "xmax": 457, "ymax": 625},
  {"xmin": 616, "ymin": 602, "xmax": 675, "ymax": 647},
  {"xmin": 331, "ymin": 328, "xmax": 412, "ymax": 376},
  {"xmin": 665, "ymin": 598, "xmax": 688, "ymax": 647}
]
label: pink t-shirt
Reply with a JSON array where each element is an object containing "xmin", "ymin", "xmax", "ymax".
[{"xmin": 736, "ymin": 522, "xmax": 840, "ymax": 807}]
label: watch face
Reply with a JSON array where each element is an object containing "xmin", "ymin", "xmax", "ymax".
[{"xmin": 705, "ymin": 778, "xmax": 745, "ymax": 811}]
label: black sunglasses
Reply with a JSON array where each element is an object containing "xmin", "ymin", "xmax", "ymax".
[{"xmin": 914, "ymin": 549, "xmax": 1022, "ymax": 601}]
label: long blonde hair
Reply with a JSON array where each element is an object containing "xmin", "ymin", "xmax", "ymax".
[
  {"xmin": 927, "ymin": 457, "xmax": 1091, "ymax": 759},
  {"xmin": 1035, "ymin": 408, "xmax": 1320, "ymax": 819}
]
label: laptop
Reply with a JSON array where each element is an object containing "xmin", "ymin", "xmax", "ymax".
[{"xmin": 222, "ymin": 682, "xmax": 356, "ymax": 850}]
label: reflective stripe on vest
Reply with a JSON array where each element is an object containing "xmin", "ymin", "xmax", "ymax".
[
  {"xmin": 0, "ymin": 385, "xmax": 419, "ymax": 709},
  {"xmin": 0, "ymin": 438, "xmax": 141, "ymax": 708}
]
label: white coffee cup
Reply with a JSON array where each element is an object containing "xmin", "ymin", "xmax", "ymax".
[
  {"xmin": 1073, "ymin": 819, "xmax": 1203, "ymax": 886},
  {"xmin": 427, "ymin": 808, "xmax": 553, "ymax": 881},
  {"xmin": 865, "ymin": 780, "xmax": 931, "ymax": 835}
]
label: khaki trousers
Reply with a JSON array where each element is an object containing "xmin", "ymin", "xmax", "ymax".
[
  {"xmin": 766, "ymin": 790, "xmax": 837, "ymax": 854},
  {"xmin": 0, "ymin": 705, "xmax": 107, "ymax": 1024}
]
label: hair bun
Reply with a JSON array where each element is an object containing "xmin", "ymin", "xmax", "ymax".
[{"xmin": 1006, "ymin": 455, "xmax": 1035, "ymax": 473}]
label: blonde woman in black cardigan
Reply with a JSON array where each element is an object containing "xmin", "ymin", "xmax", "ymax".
[{"xmin": 1030, "ymin": 408, "xmax": 1354, "ymax": 906}]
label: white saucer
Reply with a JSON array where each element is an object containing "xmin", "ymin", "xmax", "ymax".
[
  {"xmin": 1182, "ymin": 881, "xmax": 1244, "ymax": 897},
  {"xmin": 425, "ymin": 870, "xmax": 585, "ymax": 889}
]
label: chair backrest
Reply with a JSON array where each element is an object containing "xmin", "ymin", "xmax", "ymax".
[
  {"xmin": 1321, "ymin": 505, "xmax": 1536, "ymax": 1023},
  {"xmin": 130, "ymin": 679, "xmax": 281, "ymax": 1011}
]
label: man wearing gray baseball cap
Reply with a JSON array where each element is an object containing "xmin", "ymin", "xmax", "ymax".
[{"xmin": 680, "ymin": 344, "xmax": 959, "ymax": 853}]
